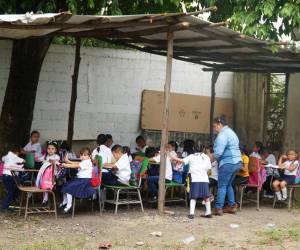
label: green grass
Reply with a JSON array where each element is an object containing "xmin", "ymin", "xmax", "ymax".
[
  {"xmin": 18, "ymin": 238, "xmax": 87, "ymax": 250},
  {"xmin": 256, "ymin": 225, "xmax": 300, "ymax": 246}
]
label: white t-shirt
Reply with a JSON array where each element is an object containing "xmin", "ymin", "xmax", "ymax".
[
  {"xmin": 153, "ymin": 155, "xmax": 173, "ymax": 181},
  {"xmin": 210, "ymin": 160, "xmax": 218, "ymax": 181},
  {"xmin": 266, "ymin": 154, "xmax": 276, "ymax": 165},
  {"xmin": 45, "ymin": 154, "xmax": 60, "ymax": 162},
  {"xmin": 183, "ymin": 153, "xmax": 211, "ymax": 183},
  {"xmin": 24, "ymin": 142, "xmax": 43, "ymax": 160},
  {"xmin": 77, "ymin": 159, "xmax": 93, "ymax": 178},
  {"xmin": 2, "ymin": 151, "xmax": 24, "ymax": 176},
  {"xmin": 284, "ymin": 160, "xmax": 299, "ymax": 176},
  {"xmin": 115, "ymin": 154, "xmax": 131, "ymax": 184},
  {"xmin": 92, "ymin": 145, "xmax": 113, "ymax": 164},
  {"xmin": 250, "ymin": 152, "xmax": 261, "ymax": 159}
]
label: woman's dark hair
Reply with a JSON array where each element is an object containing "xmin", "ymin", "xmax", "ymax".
[
  {"xmin": 145, "ymin": 147, "xmax": 158, "ymax": 158},
  {"xmin": 97, "ymin": 134, "xmax": 107, "ymax": 145},
  {"xmin": 168, "ymin": 141, "xmax": 178, "ymax": 152},
  {"xmin": 213, "ymin": 114, "xmax": 227, "ymax": 126},
  {"xmin": 30, "ymin": 130, "xmax": 40, "ymax": 137},
  {"xmin": 183, "ymin": 139, "xmax": 195, "ymax": 155}
]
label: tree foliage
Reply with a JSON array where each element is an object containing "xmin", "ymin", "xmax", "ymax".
[
  {"xmin": 1, "ymin": 1, "xmax": 300, "ymax": 40},
  {"xmin": 202, "ymin": 0, "xmax": 300, "ymax": 40}
]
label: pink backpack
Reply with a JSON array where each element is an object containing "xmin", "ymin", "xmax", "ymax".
[{"xmin": 40, "ymin": 165, "xmax": 54, "ymax": 190}]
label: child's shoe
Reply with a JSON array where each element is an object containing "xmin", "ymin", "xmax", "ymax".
[
  {"xmin": 63, "ymin": 207, "xmax": 72, "ymax": 214},
  {"xmin": 59, "ymin": 203, "xmax": 67, "ymax": 209},
  {"xmin": 200, "ymin": 214, "xmax": 212, "ymax": 218},
  {"xmin": 187, "ymin": 214, "xmax": 194, "ymax": 219}
]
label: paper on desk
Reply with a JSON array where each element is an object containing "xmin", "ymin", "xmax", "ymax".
[{"xmin": 265, "ymin": 164, "xmax": 280, "ymax": 169}]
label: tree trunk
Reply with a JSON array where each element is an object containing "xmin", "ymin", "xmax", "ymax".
[
  {"xmin": 67, "ymin": 38, "xmax": 81, "ymax": 149},
  {"xmin": 0, "ymin": 37, "xmax": 52, "ymax": 155}
]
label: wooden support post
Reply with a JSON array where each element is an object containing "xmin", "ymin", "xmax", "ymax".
[
  {"xmin": 209, "ymin": 70, "xmax": 220, "ymax": 144},
  {"xmin": 158, "ymin": 31, "xmax": 174, "ymax": 214},
  {"xmin": 263, "ymin": 74, "xmax": 271, "ymax": 145},
  {"xmin": 67, "ymin": 38, "xmax": 81, "ymax": 149}
]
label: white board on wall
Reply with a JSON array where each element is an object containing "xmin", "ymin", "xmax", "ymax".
[{"xmin": 141, "ymin": 90, "xmax": 233, "ymax": 133}]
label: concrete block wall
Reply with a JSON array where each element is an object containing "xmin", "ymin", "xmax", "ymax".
[{"xmin": 0, "ymin": 40, "xmax": 233, "ymax": 146}]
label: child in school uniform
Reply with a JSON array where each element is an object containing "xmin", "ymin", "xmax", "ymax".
[
  {"xmin": 60, "ymin": 148, "xmax": 96, "ymax": 213},
  {"xmin": 102, "ymin": 145, "xmax": 131, "ymax": 185},
  {"xmin": 147, "ymin": 146, "xmax": 173, "ymax": 201},
  {"xmin": 172, "ymin": 146, "xmax": 212, "ymax": 219},
  {"xmin": 92, "ymin": 134, "xmax": 113, "ymax": 165},
  {"xmin": 37, "ymin": 141, "xmax": 60, "ymax": 205},
  {"xmin": 23, "ymin": 130, "xmax": 44, "ymax": 165},
  {"xmin": 1, "ymin": 146, "xmax": 25, "ymax": 211},
  {"xmin": 205, "ymin": 146, "xmax": 218, "ymax": 190},
  {"xmin": 272, "ymin": 149, "xmax": 299, "ymax": 201}
]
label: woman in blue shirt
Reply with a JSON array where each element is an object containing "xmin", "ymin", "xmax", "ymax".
[{"xmin": 213, "ymin": 115, "xmax": 242, "ymax": 216}]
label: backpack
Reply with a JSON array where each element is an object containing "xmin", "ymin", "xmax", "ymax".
[
  {"xmin": 40, "ymin": 165, "xmax": 54, "ymax": 190},
  {"xmin": 0, "ymin": 162, "xmax": 4, "ymax": 176},
  {"xmin": 294, "ymin": 162, "xmax": 300, "ymax": 184},
  {"xmin": 130, "ymin": 160, "xmax": 142, "ymax": 186},
  {"xmin": 25, "ymin": 153, "xmax": 35, "ymax": 169},
  {"xmin": 91, "ymin": 156, "xmax": 102, "ymax": 187}
]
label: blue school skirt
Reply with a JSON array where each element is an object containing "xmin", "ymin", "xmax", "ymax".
[
  {"xmin": 62, "ymin": 178, "xmax": 96, "ymax": 198},
  {"xmin": 189, "ymin": 182, "xmax": 210, "ymax": 199},
  {"xmin": 281, "ymin": 175, "xmax": 296, "ymax": 185}
]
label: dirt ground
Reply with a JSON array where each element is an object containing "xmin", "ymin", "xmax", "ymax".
[{"xmin": 1, "ymin": 199, "xmax": 300, "ymax": 250}]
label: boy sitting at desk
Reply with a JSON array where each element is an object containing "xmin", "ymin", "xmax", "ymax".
[
  {"xmin": 147, "ymin": 146, "xmax": 173, "ymax": 201},
  {"xmin": 102, "ymin": 145, "xmax": 131, "ymax": 186}
]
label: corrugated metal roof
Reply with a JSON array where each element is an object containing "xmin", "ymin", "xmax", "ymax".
[{"xmin": 0, "ymin": 12, "xmax": 299, "ymax": 73}]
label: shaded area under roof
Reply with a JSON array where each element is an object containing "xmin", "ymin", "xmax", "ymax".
[{"xmin": 0, "ymin": 11, "xmax": 300, "ymax": 73}]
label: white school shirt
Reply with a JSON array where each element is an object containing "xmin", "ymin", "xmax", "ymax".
[
  {"xmin": 266, "ymin": 154, "xmax": 276, "ymax": 165},
  {"xmin": 153, "ymin": 155, "xmax": 173, "ymax": 181},
  {"xmin": 250, "ymin": 152, "xmax": 261, "ymax": 159},
  {"xmin": 210, "ymin": 160, "xmax": 218, "ymax": 181},
  {"xmin": 2, "ymin": 151, "xmax": 24, "ymax": 176},
  {"xmin": 92, "ymin": 145, "xmax": 113, "ymax": 164},
  {"xmin": 115, "ymin": 154, "xmax": 131, "ymax": 184},
  {"xmin": 183, "ymin": 153, "xmax": 211, "ymax": 183},
  {"xmin": 77, "ymin": 159, "xmax": 93, "ymax": 178},
  {"xmin": 45, "ymin": 154, "xmax": 60, "ymax": 162},
  {"xmin": 283, "ymin": 160, "xmax": 299, "ymax": 176},
  {"xmin": 24, "ymin": 142, "xmax": 43, "ymax": 160}
]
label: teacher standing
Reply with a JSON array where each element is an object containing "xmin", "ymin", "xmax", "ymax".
[{"xmin": 212, "ymin": 115, "xmax": 242, "ymax": 216}]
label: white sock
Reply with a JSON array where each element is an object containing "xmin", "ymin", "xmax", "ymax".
[
  {"xmin": 62, "ymin": 193, "xmax": 67, "ymax": 205},
  {"xmin": 43, "ymin": 192, "xmax": 48, "ymax": 203},
  {"xmin": 205, "ymin": 201, "xmax": 211, "ymax": 215},
  {"xmin": 282, "ymin": 188, "xmax": 287, "ymax": 199},
  {"xmin": 66, "ymin": 193, "xmax": 73, "ymax": 209},
  {"xmin": 275, "ymin": 191, "xmax": 282, "ymax": 201},
  {"xmin": 190, "ymin": 199, "xmax": 196, "ymax": 215}
]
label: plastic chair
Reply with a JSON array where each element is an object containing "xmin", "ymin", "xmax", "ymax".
[
  {"xmin": 72, "ymin": 156, "xmax": 102, "ymax": 218},
  {"xmin": 240, "ymin": 157, "xmax": 266, "ymax": 211}
]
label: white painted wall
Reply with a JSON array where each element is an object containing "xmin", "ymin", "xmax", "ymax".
[{"xmin": 0, "ymin": 40, "xmax": 233, "ymax": 145}]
